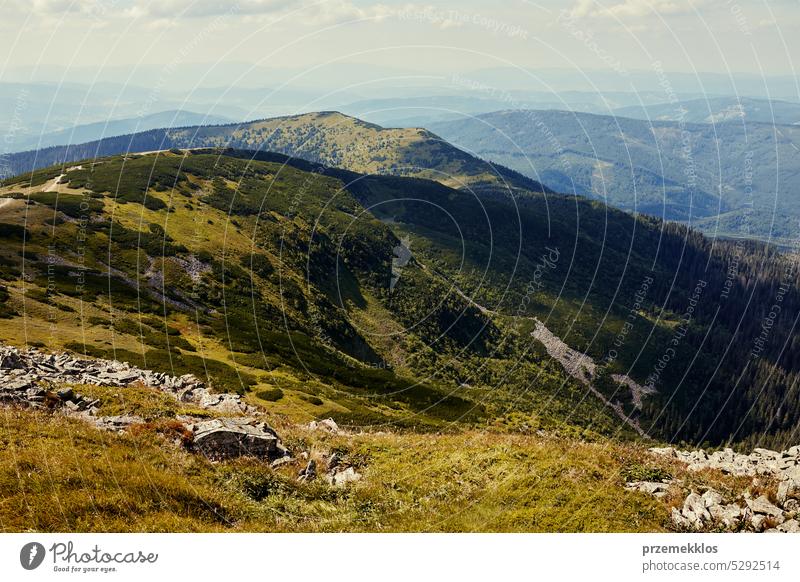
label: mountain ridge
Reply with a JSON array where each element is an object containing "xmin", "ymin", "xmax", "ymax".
[{"xmin": 1, "ymin": 111, "xmax": 551, "ymax": 199}]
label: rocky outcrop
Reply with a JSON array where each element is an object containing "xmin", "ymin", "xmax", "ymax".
[
  {"xmin": 0, "ymin": 344, "xmax": 255, "ymax": 415},
  {"xmin": 531, "ymin": 320, "xmax": 595, "ymax": 384},
  {"xmin": 190, "ymin": 417, "xmax": 289, "ymax": 461},
  {"xmin": 632, "ymin": 444, "xmax": 800, "ymax": 532},
  {"xmin": 1, "ymin": 345, "xmax": 304, "ymax": 466},
  {"xmin": 0, "ymin": 382, "xmax": 101, "ymax": 414},
  {"xmin": 667, "ymin": 487, "xmax": 800, "ymax": 533},
  {"xmin": 530, "ymin": 319, "xmax": 654, "ymax": 438},
  {"xmin": 650, "ymin": 445, "xmax": 800, "ymax": 478}
]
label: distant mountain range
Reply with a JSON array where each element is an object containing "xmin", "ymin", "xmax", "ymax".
[
  {"xmin": 430, "ymin": 110, "xmax": 800, "ymax": 242},
  {"xmin": 614, "ymin": 97, "xmax": 800, "ymax": 125},
  {"xmin": 337, "ymin": 91, "xmax": 691, "ymax": 128},
  {"xmin": 10, "ymin": 110, "xmax": 232, "ymax": 152}
]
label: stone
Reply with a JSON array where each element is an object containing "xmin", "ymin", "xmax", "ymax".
[
  {"xmin": 308, "ymin": 418, "xmax": 342, "ymax": 434},
  {"xmin": 682, "ymin": 492, "xmax": 711, "ymax": 529},
  {"xmin": 747, "ymin": 495, "xmax": 783, "ymax": 518},
  {"xmin": 198, "ymin": 393, "xmax": 255, "ymax": 414},
  {"xmin": 0, "ymin": 343, "xmax": 259, "ymax": 418},
  {"xmin": 649, "ymin": 446, "xmax": 677, "ymax": 458},
  {"xmin": 327, "ymin": 466, "xmax": 361, "ymax": 487},
  {"xmin": 709, "ymin": 504, "xmax": 744, "ymax": 529},
  {"xmin": 327, "ymin": 452, "xmax": 342, "ymax": 472},
  {"xmin": 1, "ymin": 378, "xmax": 32, "ymax": 391},
  {"xmin": 298, "ymin": 460, "xmax": 317, "ymax": 482},
  {"xmin": 777, "ymin": 479, "xmax": 799, "ymax": 505},
  {"xmin": 99, "ymin": 371, "xmax": 140, "ymax": 384},
  {"xmin": 624, "ymin": 481, "xmax": 670, "ymax": 498},
  {"xmin": 750, "ymin": 513, "xmax": 768, "ymax": 532},
  {"xmin": 671, "ymin": 507, "xmax": 692, "ymax": 529},
  {"xmin": 701, "ymin": 488, "xmax": 724, "ymax": 507},
  {"xmin": 777, "ymin": 519, "xmax": 800, "ymax": 533},
  {"xmin": 95, "ymin": 415, "xmax": 143, "ymax": 431},
  {"xmin": 0, "ymin": 351, "xmax": 22, "ymax": 369},
  {"xmin": 191, "ymin": 418, "xmax": 285, "ymax": 461}
]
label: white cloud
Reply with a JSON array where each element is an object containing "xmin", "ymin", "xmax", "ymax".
[
  {"xmin": 122, "ymin": 0, "xmax": 292, "ymax": 20},
  {"xmin": 567, "ymin": 0, "xmax": 703, "ymax": 20},
  {"xmin": 13, "ymin": 0, "xmax": 406, "ymax": 23},
  {"xmin": 302, "ymin": 1, "xmax": 398, "ymax": 25}
]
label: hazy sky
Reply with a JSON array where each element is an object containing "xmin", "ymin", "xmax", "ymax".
[{"xmin": 2, "ymin": 0, "xmax": 799, "ymax": 83}]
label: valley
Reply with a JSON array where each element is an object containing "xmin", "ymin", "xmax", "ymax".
[{"xmin": 2, "ymin": 122, "xmax": 800, "ymax": 533}]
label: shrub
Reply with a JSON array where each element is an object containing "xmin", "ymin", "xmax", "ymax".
[
  {"xmin": 620, "ymin": 463, "xmax": 672, "ymax": 483},
  {"xmin": 255, "ymin": 387, "xmax": 284, "ymax": 402},
  {"xmin": 299, "ymin": 394, "xmax": 324, "ymax": 406},
  {"xmin": 0, "ymin": 223, "xmax": 29, "ymax": 239}
]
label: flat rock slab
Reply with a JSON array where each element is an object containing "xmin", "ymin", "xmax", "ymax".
[{"xmin": 191, "ymin": 417, "xmax": 288, "ymax": 461}]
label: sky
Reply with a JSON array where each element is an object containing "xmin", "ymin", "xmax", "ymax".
[{"xmin": 1, "ymin": 0, "xmax": 799, "ymax": 91}]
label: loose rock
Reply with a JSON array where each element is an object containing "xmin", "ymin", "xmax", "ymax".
[
  {"xmin": 0, "ymin": 344, "xmax": 255, "ymax": 416},
  {"xmin": 298, "ymin": 460, "xmax": 317, "ymax": 482},
  {"xmin": 308, "ymin": 418, "xmax": 342, "ymax": 434}
]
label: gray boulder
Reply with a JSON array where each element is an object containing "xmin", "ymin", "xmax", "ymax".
[
  {"xmin": 191, "ymin": 418, "xmax": 287, "ymax": 461},
  {"xmin": 624, "ymin": 481, "xmax": 671, "ymax": 499},
  {"xmin": 777, "ymin": 479, "xmax": 800, "ymax": 505},
  {"xmin": 747, "ymin": 495, "xmax": 783, "ymax": 518},
  {"xmin": 682, "ymin": 492, "xmax": 711, "ymax": 529},
  {"xmin": 709, "ymin": 504, "xmax": 744, "ymax": 529},
  {"xmin": 94, "ymin": 415, "xmax": 143, "ymax": 432},
  {"xmin": 701, "ymin": 488, "xmax": 724, "ymax": 507},
  {"xmin": 308, "ymin": 418, "xmax": 342, "ymax": 434},
  {"xmin": 327, "ymin": 466, "xmax": 362, "ymax": 487}
]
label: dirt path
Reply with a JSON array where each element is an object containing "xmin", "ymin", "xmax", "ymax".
[{"xmin": 43, "ymin": 174, "xmax": 65, "ymax": 192}]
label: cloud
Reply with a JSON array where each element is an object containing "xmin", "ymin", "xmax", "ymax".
[
  {"xmin": 302, "ymin": 1, "xmax": 397, "ymax": 25},
  {"xmin": 121, "ymin": 0, "xmax": 293, "ymax": 20},
  {"xmin": 567, "ymin": 0, "xmax": 703, "ymax": 20},
  {"xmin": 13, "ymin": 0, "xmax": 406, "ymax": 23}
]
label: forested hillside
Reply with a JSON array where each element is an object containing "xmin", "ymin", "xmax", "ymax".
[{"xmin": 2, "ymin": 148, "xmax": 800, "ymax": 448}]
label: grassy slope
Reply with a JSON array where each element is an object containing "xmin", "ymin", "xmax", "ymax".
[
  {"xmin": 0, "ymin": 408, "xmax": 669, "ymax": 533},
  {"xmin": 3, "ymin": 402, "xmax": 769, "ymax": 533},
  {"xmin": 171, "ymin": 112, "xmax": 551, "ymax": 196}
]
